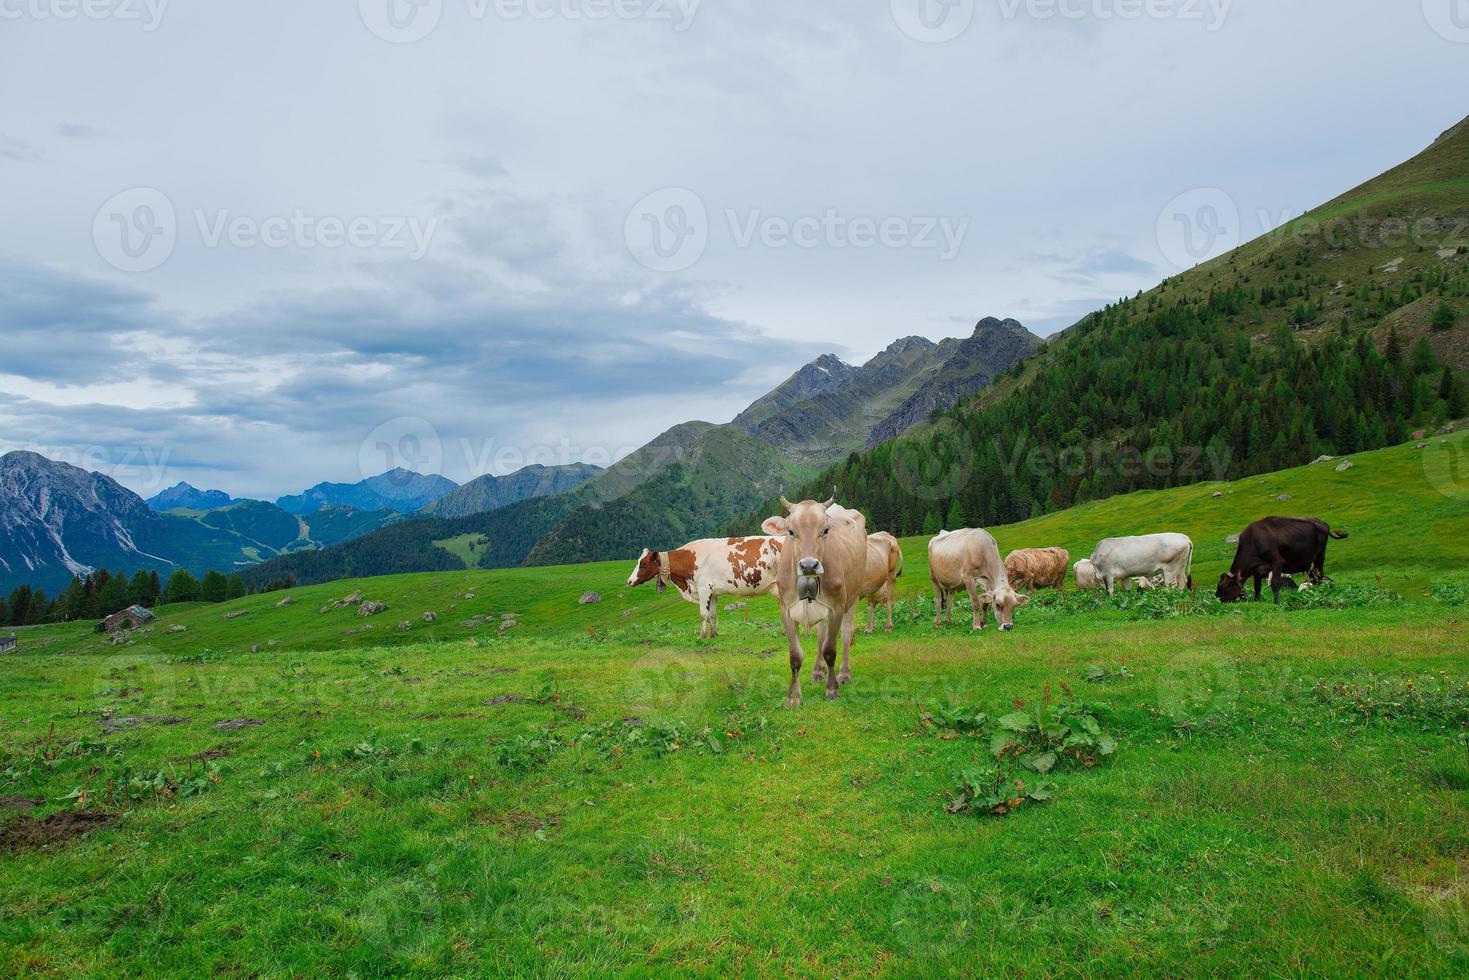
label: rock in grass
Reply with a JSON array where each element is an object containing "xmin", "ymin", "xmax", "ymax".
[
  {"xmin": 422, "ymin": 612, "xmax": 437, "ymax": 623},
  {"xmin": 579, "ymin": 592, "xmax": 602, "ymax": 605},
  {"xmin": 1335, "ymin": 460, "xmax": 1354, "ymax": 472},
  {"xmin": 224, "ymin": 610, "xmax": 249, "ymax": 620},
  {"xmin": 358, "ymin": 601, "xmax": 388, "ymax": 617},
  {"xmin": 1276, "ymin": 494, "xmax": 1293, "ymax": 502},
  {"xmin": 275, "ymin": 595, "xmax": 294, "ymax": 608},
  {"xmin": 167, "ymin": 624, "xmax": 188, "ymax": 634},
  {"xmin": 396, "ymin": 621, "xmax": 411, "ymax": 632}
]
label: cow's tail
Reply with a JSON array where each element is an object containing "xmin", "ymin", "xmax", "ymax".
[
  {"xmin": 893, "ymin": 547, "xmax": 905, "ymax": 579},
  {"xmin": 1185, "ymin": 541, "xmax": 1196, "ymax": 592},
  {"xmin": 1330, "ymin": 528, "xmax": 1349, "ymax": 540}
]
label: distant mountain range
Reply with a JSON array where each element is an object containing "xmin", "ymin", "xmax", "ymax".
[
  {"xmin": 275, "ymin": 469, "xmax": 459, "ymax": 515},
  {"xmin": 421, "ymin": 463, "xmax": 602, "ymax": 518},
  {"xmin": 147, "ymin": 483, "xmax": 236, "ymax": 511},
  {"xmin": 236, "ymin": 317, "xmax": 1040, "ymax": 585}
]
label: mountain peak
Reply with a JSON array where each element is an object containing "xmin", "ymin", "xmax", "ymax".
[
  {"xmin": 880, "ymin": 336, "xmax": 937, "ymax": 356},
  {"xmin": 1433, "ymin": 113, "xmax": 1469, "ymax": 147},
  {"xmin": 147, "ymin": 482, "xmax": 236, "ymax": 512}
]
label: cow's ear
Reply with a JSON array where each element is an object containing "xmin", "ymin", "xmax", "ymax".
[
  {"xmin": 761, "ymin": 517, "xmax": 787, "ymax": 536},
  {"xmin": 1016, "ymin": 593, "xmax": 1030, "ymax": 606}
]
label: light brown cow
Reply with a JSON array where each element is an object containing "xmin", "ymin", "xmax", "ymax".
[
  {"xmin": 858, "ymin": 532, "xmax": 904, "ymax": 633},
  {"xmin": 761, "ymin": 495, "xmax": 868, "ymax": 707},
  {"xmin": 928, "ymin": 528, "xmax": 1029, "ymax": 631},
  {"xmin": 1003, "ymin": 547, "xmax": 1070, "ymax": 592},
  {"xmin": 626, "ymin": 536, "xmax": 782, "ymax": 639}
]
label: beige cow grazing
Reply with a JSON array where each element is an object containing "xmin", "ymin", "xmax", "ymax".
[
  {"xmin": 857, "ymin": 532, "xmax": 904, "ymax": 634},
  {"xmin": 761, "ymin": 495, "xmax": 868, "ymax": 707},
  {"xmin": 928, "ymin": 528, "xmax": 1029, "ymax": 631},
  {"xmin": 1003, "ymin": 547, "xmax": 1070, "ymax": 592}
]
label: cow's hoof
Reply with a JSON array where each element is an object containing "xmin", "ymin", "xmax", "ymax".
[
  {"xmin": 838, "ymin": 672, "xmax": 852, "ymax": 686},
  {"xmin": 863, "ymin": 628, "xmax": 874, "ymax": 635},
  {"xmin": 784, "ymin": 696, "xmax": 802, "ymax": 709},
  {"xmin": 825, "ymin": 690, "xmax": 840, "ymax": 701}
]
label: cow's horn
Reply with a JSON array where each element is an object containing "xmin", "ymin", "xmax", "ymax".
[
  {"xmin": 822, "ymin": 486, "xmax": 837, "ymax": 507},
  {"xmin": 778, "ymin": 489, "xmax": 794, "ymax": 511}
]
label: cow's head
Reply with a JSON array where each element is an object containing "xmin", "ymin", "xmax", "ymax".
[
  {"xmin": 762, "ymin": 492, "xmax": 838, "ymax": 602},
  {"xmin": 627, "ymin": 549, "xmax": 666, "ymax": 592},
  {"xmin": 1215, "ymin": 572, "xmax": 1245, "ymax": 603},
  {"xmin": 1073, "ymin": 559, "xmax": 1097, "ymax": 590},
  {"xmin": 984, "ymin": 584, "xmax": 1029, "ymax": 631}
]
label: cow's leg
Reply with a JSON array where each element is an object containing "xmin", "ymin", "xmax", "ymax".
[
  {"xmin": 838, "ymin": 608, "xmax": 855, "ymax": 686},
  {"xmin": 885, "ymin": 587, "xmax": 895, "ymax": 632},
  {"xmin": 1252, "ymin": 574, "xmax": 1264, "ymax": 601},
  {"xmin": 1270, "ymin": 563, "xmax": 1285, "ymax": 605},
  {"xmin": 865, "ymin": 598, "xmax": 876, "ymax": 635},
  {"xmin": 706, "ymin": 589, "xmax": 720, "ymax": 638},
  {"xmin": 697, "ymin": 586, "xmax": 714, "ymax": 638},
  {"xmin": 782, "ymin": 615, "xmax": 804, "ymax": 708},
  {"xmin": 966, "ymin": 579, "xmax": 984, "ymax": 630},
  {"xmin": 813, "ymin": 621, "xmax": 829, "ymax": 682},
  {"xmin": 932, "ymin": 582, "xmax": 944, "ymax": 627},
  {"xmin": 821, "ymin": 611, "xmax": 841, "ymax": 700}
]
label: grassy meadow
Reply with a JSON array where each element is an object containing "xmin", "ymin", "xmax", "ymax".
[{"xmin": 2, "ymin": 435, "xmax": 1469, "ymax": 976}]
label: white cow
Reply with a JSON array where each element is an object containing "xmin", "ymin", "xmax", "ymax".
[{"xmin": 1074, "ymin": 533, "xmax": 1194, "ymax": 596}]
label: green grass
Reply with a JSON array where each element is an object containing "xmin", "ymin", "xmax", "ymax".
[{"xmin": 3, "ymin": 436, "xmax": 1469, "ymax": 975}]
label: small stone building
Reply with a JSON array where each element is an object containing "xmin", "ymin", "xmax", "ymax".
[
  {"xmin": 97, "ymin": 605, "xmax": 156, "ymax": 634},
  {"xmin": 0, "ymin": 635, "xmax": 16, "ymax": 654}
]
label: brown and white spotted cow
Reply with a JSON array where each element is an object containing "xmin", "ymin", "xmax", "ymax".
[{"xmin": 625, "ymin": 536, "xmax": 783, "ymax": 639}]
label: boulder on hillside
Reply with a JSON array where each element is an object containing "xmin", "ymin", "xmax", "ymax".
[
  {"xmin": 1309, "ymin": 455, "xmax": 1335, "ymax": 465},
  {"xmin": 1335, "ymin": 460, "xmax": 1354, "ymax": 472},
  {"xmin": 224, "ymin": 610, "xmax": 249, "ymax": 620},
  {"xmin": 1211, "ymin": 491, "xmax": 1224, "ymax": 499},
  {"xmin": 358, "ymin": 601, "xmax": 388, "ymax": 617},
  {"xmin": 396, "ymin": 621, "xmax": 411, "ymax": 632},
  {"xmin": 579, "ymin": 592, "xmax": 602, "ymax": 605},
  {"xmin": 275, "ymin": 595, "xmax": 294, "ymax": 608},
  {"xmin": 422, "ymin": 612, "xmax": 437, "ymax": 623},
  {"xmin": 1276, "ymin": 494, "xmax": 1293, "ymax": 502},
  {"xmin": 167, "ymin": 624, "xmax": 188, "ymax": 634},
  {"xmin": 332, "ymin": 590, "xmax": 364, "ymax": 609}
]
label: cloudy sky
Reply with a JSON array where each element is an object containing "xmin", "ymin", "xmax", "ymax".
[{"xmin": 2, "ymin": 1, "xmax": 1466, "ymax": 499}]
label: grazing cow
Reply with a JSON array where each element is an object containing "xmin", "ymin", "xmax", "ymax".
[
  {"xmin": 626, "ymin": 536, "xmax": 782, "ymax": 638},
  {"xmin": 928, "ymin": 528, "xmax": 1029, "ymax": 631},
  {"xmin": 1216, "ymin": 517, "xmax": 1348, "ymax": 605},
  {"xmin": 761, "ymin": 495, "xmax": 868, "ymax": 707},
  {"xmin": 1003, "ymin": 548, "xmax": 1070, "ymax": 592},
  {"xmin": 857, "ymin": 532, "xmax": 904, "ymax": 634},
  {"xmin": 1074, "ymin": 533, "xmax": 1194, "ymax": 596}
]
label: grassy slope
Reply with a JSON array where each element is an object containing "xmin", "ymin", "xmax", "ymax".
[{"xmin": 2, "ymin": 437, "xmax": 1467, "ymax": 976}]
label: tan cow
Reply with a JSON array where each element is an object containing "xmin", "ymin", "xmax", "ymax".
[
  {"xmin": 1003, "ymin": 547, "xmax": 1069, "ymax": 592},
  {"xmin": 928, "ymin": 528, "xmax": 1029, "ymax": 631},
  {"xmin": 626, "ymin": 536, "xmax": 782, "ymax": 639},
  {"xmin": 858, "ymin": 532, "xmax": 904, "ymax": 634},
  {"xmin": 761, "ymin": 495, "xmax": 868, "ymax": 707}
]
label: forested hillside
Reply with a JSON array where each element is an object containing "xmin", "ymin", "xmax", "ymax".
[{"xmin": 750, "ymin": 117, "xmax": 1469, "ymax": 535}]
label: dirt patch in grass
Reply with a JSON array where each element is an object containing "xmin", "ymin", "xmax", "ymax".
[
  {"xmin": 483, "ymin": 695, "xmax": 526, "ymax": 707},
  {"xmin": 178, "ymin": 746, "xmax": 233, "ymax": 763},
  {"xmin": 1, "ymin": 810, "xmax": 118, "ymax": 854},
  {"xmin": 0, "ymin": 795, "xmax": 44, "ymax": 812},
  {"xmin": 478, "ymin": 809, "xmax": 559, "ymax": 836},
  {"xmin": 98, "ymin": 715, "xmax": 190, "ymax": 734},
  {"xmin": 213, "ymin": 718, "xmax": 264, "ymax": 731}
]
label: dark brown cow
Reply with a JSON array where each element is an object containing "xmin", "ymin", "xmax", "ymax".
[{"xmin": 1217, "ymin": 517, "xmax": 1348, "ymax": 605}]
